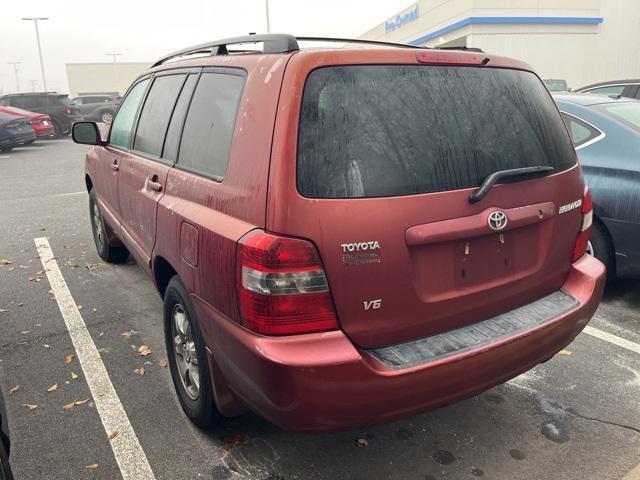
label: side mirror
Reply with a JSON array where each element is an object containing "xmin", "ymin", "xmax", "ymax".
[{"xmin": 72, "ymin": 121, "xmax": 104, "ymax": 146}]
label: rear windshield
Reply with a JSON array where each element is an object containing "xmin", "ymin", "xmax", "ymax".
[
  {"xmin": 297, "ymin": 65, "xmax": 576, "ymax": 198},
  {"xmin": 596, "ymin": 103, "xmax": 640, "ymax": 133}
]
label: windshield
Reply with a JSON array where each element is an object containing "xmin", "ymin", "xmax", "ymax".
[{"xmin": 298, "ymin": 65, "xmax": 577, "ymax": 198}]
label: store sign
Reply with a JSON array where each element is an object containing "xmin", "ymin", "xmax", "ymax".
[{"xmin": 385, "ymin": 3, "xmax": 420, "ymax": 33}]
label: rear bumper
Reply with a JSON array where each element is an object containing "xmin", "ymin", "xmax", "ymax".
[{"xmin": 197, "ymin": 254, "xmax": 605, "ymax": 433}]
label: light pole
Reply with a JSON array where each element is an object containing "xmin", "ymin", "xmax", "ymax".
[
  {"xmin": 29, "ymin": 80, "xmax": 38, "ymax": 92},
  {"xmin": 22, "ymin": 17, "xmax": 49, "ymax": 92},
  {"xmin": 106, "ymin": 53, "xmax": 123, "ymax": 95},
  {"xmin": 106, "ymin": 53, "xmax": 123, "ymax": 63},
  {"xmin": 265, "ymin": 0, "xmax": 271, "ymax": 33},
  {"xmin": 8, "ymin": 62, "xmax": 21, "ymax": 93}
]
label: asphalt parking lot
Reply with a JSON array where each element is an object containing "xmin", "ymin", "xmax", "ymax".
[{"xmin": 1, "ymin": 139, "xmax": 639, "ymax": 480}]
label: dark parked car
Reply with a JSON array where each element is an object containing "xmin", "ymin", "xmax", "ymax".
[
  {"xmin": 0, "ymin": 93, "xmax": 80, "ymax": 138},
  {"xmin": 555, "ymin": 93, "xmax": 640, "ymax": 279},
  {"xmin": 73, "ymin": 34, "xmax": 605, "ymax": 433},
  {"xmin": 0, "ymin": 111, "xmax": 37, "ymax": 152},
  {"xmin": 0, "ymin": 388, "xmax": 14, "ymax": 480},
  {"xmin": 72, "ymin": 95, "xmax": 121, "ymax": 124},
  {"xmin": 575, "ymin": 79, "xmax": 640, "ymax": 99}
]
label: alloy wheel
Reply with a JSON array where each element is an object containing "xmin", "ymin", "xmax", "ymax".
[{"xmin": 171, "ymin": 304, "xmax": 200, "ymax": 400}]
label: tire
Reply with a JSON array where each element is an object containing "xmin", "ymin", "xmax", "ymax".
[
  {"xmin": 0, "ymin": 146, "xmax": 12, "ymax": 153},
  {"xmin": 89, "ymin": 189, "xmax": 129, "ymax": 263},
  {"xmin": 23, "ymin": 139, "xmax": 36, "ymax": 145},
  {"xmin": 164, "ymin": 276, "xmax": 219, "ymax": 429},
  {"xmin": 51, "ymin": 121, "xmax": 62, "ymax": 139},
  {"xmin": 587, "ymin": 220, "xmax": 615, "ymax": 281},
  {"xmin": 100, "ymin": 111, "xmax": 114, "ymax": 124}
]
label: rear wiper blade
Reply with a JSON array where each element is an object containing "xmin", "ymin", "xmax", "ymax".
[{"xmin": 468, "ymin": 166, "xmax": 555, "ymax": 204}]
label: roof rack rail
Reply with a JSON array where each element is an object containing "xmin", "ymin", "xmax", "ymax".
[
  {"xmin": 296, "ymin": 36, "xmax": 426, "ymax": 50},
  {"xmin": 152, "ymin": 34, "xmax": 299, "ymax": 67},
  {"xmin": 434, "ymin": 46, "xmax": 484, "ymax": 53},
  {"xmin": 152, "ymin": 34, "xmax": 427, "ymax": 67}
]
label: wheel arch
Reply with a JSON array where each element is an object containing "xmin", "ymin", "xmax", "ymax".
[
  {"xmin": 85, "ymin": 174, "xmax": 93, "ymax": 193},
  {"xmin": 153, "ymin": 255, "xmax": 178, "ymax": 298}
]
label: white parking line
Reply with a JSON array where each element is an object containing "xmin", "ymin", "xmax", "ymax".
[
  {"xmin": 54, "ymin": 191, "xmax": 86, "ymax": 198},
  {"xmin": 35, "ymin": 237, "xmax": 156, "ymax": 480},
  {"xmin": 584, "ymin": 325, "xmax": 640, "ymax": 355}
]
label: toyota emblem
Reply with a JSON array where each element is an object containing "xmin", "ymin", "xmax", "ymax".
[{"xmin": 488, "ymin": 210, "xmax": 508, "ymax": 231}]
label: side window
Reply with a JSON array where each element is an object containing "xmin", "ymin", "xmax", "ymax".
[
  {"xmin": 162, "ymin": 74, "xmax": 198, "ymax": 162},
  {"xmin": 133, "ymin": 74, "xmax": 186, "ymax": 158},
  {"xmin": 586, "ymin": 85, "xmax": 625, "ymax": 97},
  {"xmin": 176, "ymin": 72, "xmax": 245, "ymax": 179},
  {"xmin": 109, "ymin": 79, "xmax": 149, "ymax": 148},
  {"xmin": 561, "ymin": 113, "xmax": 602, "ymax": 148}
]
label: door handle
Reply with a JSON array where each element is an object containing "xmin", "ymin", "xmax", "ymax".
[
  {"xmin": 111, "ymin": 160, "xmax": 119, "ymax": 171},
  {"xmin": 147, "ymin": 175, "xmax": 163, "ymax": 192}
]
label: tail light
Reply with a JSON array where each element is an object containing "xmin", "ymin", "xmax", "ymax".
[
  {"xmin": 571, "ymin": 186, "xmax": 593, "ymax": 262},
  {"xmin": 237, "ymin": 230, "xmax": 338, "ymax": 335}
]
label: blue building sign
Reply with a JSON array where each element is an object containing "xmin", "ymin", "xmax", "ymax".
[{"xmin": 385, "ymin": 3, "xmax": 420, "ymax": 33}]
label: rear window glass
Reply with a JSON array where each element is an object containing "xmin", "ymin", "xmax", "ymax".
[
  {"xmin": 598, "ymin": 103, "xmax": 640, "ymax": 132},
  {"xmin": 177, "ymin": 71, "xmax": 245, "ymax": 180},
  {"xmin": 298, "ymin": 65, "xmax": 577, "ymax": 198}
]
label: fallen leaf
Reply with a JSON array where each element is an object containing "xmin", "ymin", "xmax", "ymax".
[
  {"xmin": 92, "ymin": 308, "xmax": 97, "ymax": 314},
  {"xmin": 47, "ymin": 384, "xmax": 58, "ymax": 393},
  {"xmin": 35, "ymin": 323, "xmax": 41, "ymax": 327},
  {"xmin": 120, "ymin": 330, "xmax": 135, "ymax": 338},
  {"xmin": 0, "ymin": 259, "xmax": 12, "ymax": 265},
  {"xmin": 77, "ymin": 304, "xmax": 83, "ymax": 310},
  {"xmin": 70, "ymin": 372, "xmax": 79, "ymax": 380},
  {"xmin": 98, "ymin": 331, "xmax": 104, "ymax": 337},
  {"xmin": 24, "ymin": 404, "xmax": 38, "ymax": 411},
  {"xmin": 355, "ymin": 438, "xmax": 369, "ymax": 447},
  {"xmin": 19, "ymin": 303, "xmax": 24, "ymax": 307},
  {"xmin": 137, "ymin": 345, "xmax": 152, "ymax": 356},
  {"xmin": 63, "ymin": 401, "xmax": 76, "ymax": 410},
  {"xmin": 85, "ymin": 263, "xmax": 99, "ymax": 270},
  {"xmin": 135, "ymin": 367, "xmax": 146, "ymax": 376},
  {"xmin": 21, "ymin": 330, "xmax": 32, "ymax": 335},
  {"xmin": 108, "ymin": 431, "xmax": 119, "ymax": 440},
  {"xmin": 559, "ymin": 349, "xmax": 572, "ymax": 356},
  {"xmin": 6, "ymin": 267, "xmax": 14, "ymax": 271},
  {"xmin": 74, "ymin": 398, "xmax": 89, "ymax": 406},
  {"xmin": 159, "ymin": 359, "xmax": 168, "ymax": 368},
  {"xmin": 19, "ymin": 265, "xmax": 30, "ymax": 269},
  {"xmin": 0, "ymin": 309, "xmax": 8, "ymax": 315},
  {"xmin": 85, "ymin": 464, "xmax": 99, "ymax": 470},
  {"xmin": 9, "ymin": 385, "xmax": 20, "ymax": 394},
  {"xmin": 64, "ymin": 352, "xmax": 75, "ymax": 363},
  {"xmin": 43, "ymin": 344, "xmax": 50, "ymax": 348}
]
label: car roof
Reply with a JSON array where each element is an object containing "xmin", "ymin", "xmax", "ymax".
[
  {"xmin": 577, "ymin": 79, "xmax": 640, "ymax": 91},
  {"xmin": 552, "ymin": 92, "xmax": 640, "ymax": 107}
]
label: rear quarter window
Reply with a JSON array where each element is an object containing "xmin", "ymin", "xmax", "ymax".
[
  {"xmin": 176, "ymin": 71, "xmax": 245, "ymax": 180},
  {"xmin": 297, "ymin": 65, "xmax": 577, "ymax": 198}
]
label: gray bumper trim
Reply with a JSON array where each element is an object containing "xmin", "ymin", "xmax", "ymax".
[{"xmin": 367, "ymin": 290, "xmax": 579, "ymax": 369}]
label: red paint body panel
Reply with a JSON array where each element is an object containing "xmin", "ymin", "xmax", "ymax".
[{"xmin": 194, "ymin": 254, "xmax": 604, "ymax": 432}]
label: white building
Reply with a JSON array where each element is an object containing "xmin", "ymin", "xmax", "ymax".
[
  {"xmin": 65, "ymin": 62, "xmax": 149, "ymax": 97},
  {"xmin": 360, "ymin": 0, "xmax": 640, "ymax": 90}
]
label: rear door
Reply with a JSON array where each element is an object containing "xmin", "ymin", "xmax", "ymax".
[
  {"xmin": 117, "ymin": 72, "xmax": 189, "ymax": 271},
  {"xmin": 271, "ymin": 56, "xmax": 586, "ymax": 349}
]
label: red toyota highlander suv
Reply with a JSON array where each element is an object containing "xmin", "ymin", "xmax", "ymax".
[{"xmin": 72, "ymin": 34, "xmax": 606, "ymax": 432}]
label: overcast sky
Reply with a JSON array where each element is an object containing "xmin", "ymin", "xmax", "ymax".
[{"xmin": 0, "ymin": 0, "xmax": 412, "ymax": 94}]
